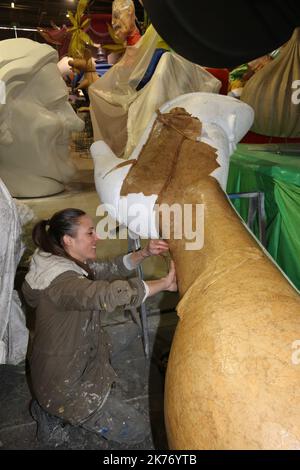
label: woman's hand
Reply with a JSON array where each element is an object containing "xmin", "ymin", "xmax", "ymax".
[
  {"xmin": 142, "ymin": 239, "xmax": 169, "ymax": 257},
  {"xmin": 144, "ymin": 259, "xmax": 178, "ymax": 297},
  {"xmin": 163, "ymin": 260, "xmax": 177, "ymax": 292},
  {"xmin": 128, "ymin": 239, "xmax": 170, "ymax": 269}
]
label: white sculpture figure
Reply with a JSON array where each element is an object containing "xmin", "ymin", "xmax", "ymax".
[
  {"xmin": 0, "ymin": 38, "xmax": 84, "ymax": 197},
  {"xmin": 90, "ymin": 92, "xmax": 254, "ymax": 237},
  {"xmin": 0, "ymin": 177, "xmax": 33, "ymax": 364}
]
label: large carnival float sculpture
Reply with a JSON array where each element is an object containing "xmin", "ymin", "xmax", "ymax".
[{"xmin": 91, "ymin": 92, "xmax": 300, "ymax": 449}]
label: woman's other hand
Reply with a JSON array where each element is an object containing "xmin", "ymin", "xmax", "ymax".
[
  {"xmin": 127, "ymin": 239, "xmax": 171, "ymax": 273},
  {"xmin": 144, "ymin": 259, "xmax": 178, "ymax": 297},
  {"xmin": 163, "ymin": 260, "xmax": 177, "ymax": 292},
  {"xmin": 142, "ymin": 239, "xmax": 169, "ymax": 257}
]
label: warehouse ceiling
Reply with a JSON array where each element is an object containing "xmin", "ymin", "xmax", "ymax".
[{"xmin": 0, "ymin": 1, "xmax": 143, "ymax": 29}]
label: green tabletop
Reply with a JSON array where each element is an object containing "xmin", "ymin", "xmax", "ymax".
[{"xmin": 227, "ymin": 143, "xmax": 300, "ymax": 290}]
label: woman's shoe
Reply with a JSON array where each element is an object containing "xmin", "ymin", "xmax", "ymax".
[{"xmin": 30, "ymin": 399, "xmax": 70, "ymax": 447}]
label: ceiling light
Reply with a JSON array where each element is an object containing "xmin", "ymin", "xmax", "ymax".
[
  {"xmin": 0, "ymin": 26, "xmax": 37, "ymax": 31},
  {"xmin": 11, "ymin": 2, "xmax": 15, "ymax": 8}
]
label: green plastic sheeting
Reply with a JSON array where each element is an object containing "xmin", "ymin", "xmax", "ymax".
[{"xmin": 227, "ymin": 144, "xmax": 300, "ymax": 290}]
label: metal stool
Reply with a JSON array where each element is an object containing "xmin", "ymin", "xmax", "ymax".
[{"xmin": 127, "ymin": 231, "xmax": 150, "ymax": 358}]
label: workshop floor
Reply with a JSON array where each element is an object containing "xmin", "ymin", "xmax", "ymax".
[
  {"xmin": 0, "ymin": 306, "xmax": 178, "ymax": 450},
  {"xmin": 0, "ymin": 141, "xmax": 179, "ymax": 450}
]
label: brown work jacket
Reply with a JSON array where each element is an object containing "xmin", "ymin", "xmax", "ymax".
[{"xmin": 22, "ymin": 251, "xmax": 145, "ymax": 424}]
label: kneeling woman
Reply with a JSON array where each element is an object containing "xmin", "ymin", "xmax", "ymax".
[{"xmin": 22, "ymin": 208, "xmax": 177, "ymax": 444}]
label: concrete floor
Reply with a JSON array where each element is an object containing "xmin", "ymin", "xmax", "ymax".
[
  {"xmin": 0, "ymin": 145, "xmax": 179, "ymax": 450},
  {"xmin": 0, "ymin": 309, "xmax": 178, "ymax": 450}
]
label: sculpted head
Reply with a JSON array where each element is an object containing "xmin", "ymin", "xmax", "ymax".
[
  {"xmin": 112, "ymin": 0, "xmax": 136, "ymax": 42},
  {"xmin": 0, "ymin": 38, "xmax": 84, "ymax": 197}
]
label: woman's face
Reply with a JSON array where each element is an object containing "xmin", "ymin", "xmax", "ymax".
[{"xmin": 65, "ymin": 215, "xmax": 100, "ymax": 262}]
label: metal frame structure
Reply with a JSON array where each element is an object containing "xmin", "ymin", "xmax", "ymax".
[{"xmin": 228, "ymin": 191, "xmax": 267, "ymax": 247}]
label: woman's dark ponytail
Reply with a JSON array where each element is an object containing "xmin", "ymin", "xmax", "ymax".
[
  {"xmin": 32, "ymin": 219, "xmax": 53, "ymax": 253},
  {"xmin": 32, "ymin": 208, "xmax": 93, "ymax": 278}
]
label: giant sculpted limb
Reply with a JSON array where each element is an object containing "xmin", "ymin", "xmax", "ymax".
[{"xmin": 91, "ymin": 93, "xmax": 300, "ymax": 449}]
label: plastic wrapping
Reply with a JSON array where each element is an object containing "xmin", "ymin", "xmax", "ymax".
[
  {"xmin": 89, "ymin": 25, "xmax": 221, "ymax": 158},
  {"xmin": 241, "ymin": 28, "xmax": 300, "ymax": 137},
  {"xmin": 0, "ymin": 179, "xmax": 29, "ymax": 365}
]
